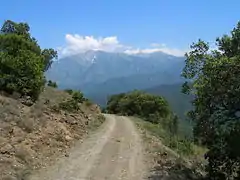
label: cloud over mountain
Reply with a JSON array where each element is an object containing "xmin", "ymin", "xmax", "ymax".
[{"xmin": 58, "ymin": 34, "xmax": 186, "ymax": 57}]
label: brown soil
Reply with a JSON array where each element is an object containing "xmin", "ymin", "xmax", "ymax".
[{"xmin": 0, "ymin": 87, "xmax": 104, "ymax": 180}]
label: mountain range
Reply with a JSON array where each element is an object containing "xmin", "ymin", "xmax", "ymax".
[
  {"xmin": 46, "ymin": 50, "xmax": 191, "ymax": 125},
  {"xmin": 47, "ymin": 50, "xmax": 185, "ymax": 88}
]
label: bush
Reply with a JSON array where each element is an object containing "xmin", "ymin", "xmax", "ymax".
[
  {"xmin": 177, "ymin": 138, "xmax": 194, "ymax": 155},
  {"xmin": 47, "ymin": 80, "xmax": 58, "ymax": 88},
  {"xmin": 56, "ymin": 90, "xmax": 85, "ymax": 112},
  {"xmin": 51, "ymin": 90, "xmax": 86, "ymax": 113},
  {"xmin": 107, "ymin": 90, "xmax": 170, "ymax": 122},
  {"xmin": 64, "ymin": 89, "xmax": 73, "ymax": 95},
  {"xmin": 72, "ymin": 91, "xmax": 84, "ymax": 103},
  {"xmin": 58, "ymin": 99, "xmax": 79, "ymax": 112},
  {"xmin": 168, "ymin": 136, "xmax": 194, "ymax": 155}
]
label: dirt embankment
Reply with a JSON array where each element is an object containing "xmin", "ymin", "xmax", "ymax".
[{"xmin": 0, "ymin": 87, "xmax": 104, "ymax": 180}]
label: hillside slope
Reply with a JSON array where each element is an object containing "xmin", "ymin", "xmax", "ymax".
[
  {"xmin": 143, "ymin": 83, "xmax": 193, "ymax": 120},
  {"xmin": 0, "ymin": 87, "xmax": 104, "ymax": 180},
  {"xmin": 83, "ymin": 71, "xmax": 185, "ymax": 96},
  {"xmin": 143, "ymin": 83, "xmax": 194, "ymax": 136}
]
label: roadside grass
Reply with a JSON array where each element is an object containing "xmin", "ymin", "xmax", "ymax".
[
  {"xmin": 131, "ymin": 117, "xmax": 207, "ymax": 180},
  {"xmin": 132, "ymin": 117, "xmax": 206, "ymax": 157}
]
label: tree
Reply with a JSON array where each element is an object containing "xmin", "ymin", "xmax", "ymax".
[
  {"xmin": 41, "ymin": 48, "xmax": 57, "ymax": 72},
  {"xmin": 182, "ymin": 21, "xmax": 240, "ymax": 179},
  {"xmin": 0, "ymin": 20, "xmax": 57, "ymax": 101}
]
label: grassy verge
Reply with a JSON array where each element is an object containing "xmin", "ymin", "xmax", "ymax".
[{"xmin": 132, "ymin": 117, "xmax": 207, "ymax": 180}]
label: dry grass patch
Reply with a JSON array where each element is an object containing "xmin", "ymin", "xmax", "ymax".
[{"xmin": 132, "ymin": 117, "xmax": 207, "ymax": 180}]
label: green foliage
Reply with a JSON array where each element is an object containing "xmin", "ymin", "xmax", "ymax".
[
  {"xmin": 107, "ymin": 90, "xmax": 180, "ymax": 140},
  {"xmin": 64, "ymin": 89, "xmax": 84, "ymax": 102},
  {"xmin": 64, "ymin": 89, "xmax": 74, "ymax": 95},
  {"xmin": 134, "ymin": 117, "xmax": 195, "ymax": 156},
  {"xmin": 107, "ymin": 90, "xmax": 171, "ymax": 122},
  {"xmin": 145, "ymin": 83, "xmax": 194, "ymax": 137},
  {"xmin": 41, "ymin": 48, "xmax": 57, "ymax": 72},
  {"xmin": 58, "ymin": 99, "xmax": 79, "ymax": 112},
  {"xmin": 72, "ymin": 91, "xmax": 84, "ymax": 103},
  {"xmin": 0, "ymin": 20, "xmax": 57, "ymax": 101},
  {"xmin": 182, "ymin": 21, "xmax": 240, "ymax": 179},
  {"xmin": 56, "ymin": 90, "xmax": 85, "ymax": 112},
  {"xmin": 47, "ymin": 80, "xmax": 58, "ymax": 88}
]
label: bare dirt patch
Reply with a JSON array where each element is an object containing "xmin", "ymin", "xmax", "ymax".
[{"xmin": 0, "ymin": 87, "xmax": 104, "ymax": 180}]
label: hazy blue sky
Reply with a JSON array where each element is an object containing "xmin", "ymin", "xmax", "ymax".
[{"xmin": 1, "ymin": 0, "xmax": 240, "ymax": 56}]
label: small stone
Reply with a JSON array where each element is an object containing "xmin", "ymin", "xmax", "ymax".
[
  {"xmin": 1, "ymin": 144, "xmax": 13, "ymax": 154},
  {"xmin": 65, "ymin": 135, "xmax": 73, "ymax": 141},
  {"xmin": 2, "ymin": 175, "xmax": 17, "ymax": 180}
]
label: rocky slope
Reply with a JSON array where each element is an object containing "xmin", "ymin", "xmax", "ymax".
[{"xmin": 0, "ymin": 87, "xmax": 104, "ymax": 180}]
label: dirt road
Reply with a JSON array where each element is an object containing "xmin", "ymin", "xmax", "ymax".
[{"xmin": 30, "ymin": 114, "xmax": 146, "ymax": 180}]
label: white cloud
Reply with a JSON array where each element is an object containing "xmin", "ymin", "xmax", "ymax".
[
  {"xmin": 59, "ymin": 34, "xmax": 126, "ymax": 57},
  {"xmin": 124, "ymin": 47, "xmax": 185, "ymax": 57},
  {"xmin": 59, "ymin": 34, "xmax": 186, "ymax": 57}
]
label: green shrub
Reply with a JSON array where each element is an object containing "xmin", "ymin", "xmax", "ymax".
[
  {"xmin": 53, "ymin": 90, "xmax": 85, "ymax": 113},
  {"xmin": 58, "ymin": 99, "xmax": 79, "ymax": 112},
  {"xmin": 107, "ymin": 90, "xmax": 170, "ymax": 123},
  {"xmin": 177, "ymin": 138, "xmax": 194, "ymax": 155},
  {"xmin": 72, "ymin": 91, "xmax": 84, "ymax": 103},
  {"xmin": 47, "ymin": 80, "xmax": 58, "ymax": 88},
  {"xmin": 64, "ymin": 89, "xmax": 73, "ymax": 95}
]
